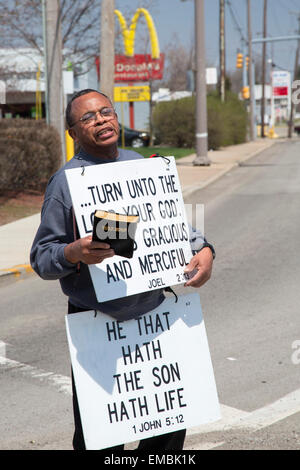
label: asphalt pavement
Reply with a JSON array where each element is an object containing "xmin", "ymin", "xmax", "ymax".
[{"xmin": 0, "ymin": 137, "xmax": 276, "ymax": 281}]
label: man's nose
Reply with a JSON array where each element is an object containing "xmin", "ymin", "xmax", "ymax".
[{"xmin": 94, "ymin": 111, "xmax": 105, "ymax": 124}]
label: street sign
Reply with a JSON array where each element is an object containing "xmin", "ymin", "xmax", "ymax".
[
  {"xmin": 0, "ymin": 80, "xmax": 6, "ymax": 104},
  {"xmin": 272, "ymin": 70, "xmax": 290, "ymax": 97},
  {"xmin": 114, "ymin": 85, "xmax": 150, "ymax": 102},
  {"xmin": 63, "ymin": 70, "xmax": 74, "ymax": 95},
  {"xmin": 206, "ymin": 67, "xmax": 218, "ymax": 85},
  {"xmin": 95, "ymin": 54, "xmax": 165, "ymax": 83}
]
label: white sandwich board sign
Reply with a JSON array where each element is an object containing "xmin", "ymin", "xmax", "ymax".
[
  {"xmin": 65, "ymin": 157, "xmax": 193, "ymax": 302},
  {"xmin": 66, "ymin": 293, "xmax": 221, "ymax": 450}
]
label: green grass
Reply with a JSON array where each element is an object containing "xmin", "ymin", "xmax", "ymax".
[{"xmin": 124, "ymin": 147, "xmax": 195, "ymax": 159}]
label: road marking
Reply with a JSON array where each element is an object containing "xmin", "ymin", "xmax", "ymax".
[
  {"xmin": 1, "ymin": 353, "xmax": 300, "ymax": 438},
  {"xmin": 187, "ymin": 404, "xmax": 250, "ymax": 435},
  {"xmin": 0, "ymin": 341, "xmax": 6, "ymax": 357},
  {"xmin": 187, "ymin": 388, "xmax": 300, "ymax": 440},
  {"xmin": 229, "ymin": 388, "xmax": 300, "ymax": 431},
  {"xmin": 0, "ymin": 355, "xmax": 72, "ymax": 395}
]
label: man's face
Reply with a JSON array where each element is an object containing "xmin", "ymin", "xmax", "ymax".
[{"xmin": 68, "ymin": 92, "xmax": 119, "ymax": 154}]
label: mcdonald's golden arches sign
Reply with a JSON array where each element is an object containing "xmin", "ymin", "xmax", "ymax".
[{"xmin": 96, "ymin": 8, "xmax": 164, "ymax": 82}]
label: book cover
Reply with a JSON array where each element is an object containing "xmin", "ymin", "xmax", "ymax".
[{"xmin": 92, "ymin": 210, "xmax": 139, "ymax": 259}]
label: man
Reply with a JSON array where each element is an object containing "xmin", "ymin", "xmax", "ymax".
[{"xmin": 30, "ymin": 89, "xmax": 215, "ymax": 451}]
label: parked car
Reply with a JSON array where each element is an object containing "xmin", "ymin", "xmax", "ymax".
[
  {"xmin": 118, "ymin": 124, "xmax": 150, "ymax": 147},
  {"xmin": 294, "ymin": 124, "xmax": 300, "ymax": 135}
]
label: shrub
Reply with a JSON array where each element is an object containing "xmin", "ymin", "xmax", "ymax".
[
  {"xmin": 152, "ymin": 92, "xmax": 248, "ymax": 150},
  {"xmin": 0, "ymin": 119, "xmax": 62, "ymax": 194},
  {"xmin": 207, "ymin": 94, "xmax": 226, "ymax": 150},
  {"xmin": 222, "ymin": 91, "xmax": 248, "ymax": 146},
  {"xmin": 152, "ymin": 97, "xmax": 195, "ymax": 147}
]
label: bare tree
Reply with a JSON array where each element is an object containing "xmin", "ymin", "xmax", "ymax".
[
  {"xmin": 0, "ymin": 0, "xmax": 101, "ymax": 75},
  {"xmin": 155, "ymin": 34, "xmax": 194, "ymax": 91},
  {"xmin": 0, "ymin": 0, "xmax": 161, "ymax": 74}
]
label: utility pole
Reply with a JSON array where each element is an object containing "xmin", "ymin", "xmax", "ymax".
[
  {"xmin": 193, "ymin": 0, "xmax": 210, "ymax": 166},
  {"xmin": 100, "ymin": 0, "xmax": 115, "ymax": 101},
  {"xmin": 261, "ymin": 0, "xmax": 267, "ymax": 138},
  {"xmin": 41, "ymin": 0, "xmax": 49, "ymax": 125},
  {"xmin": 219, "ymin": 0, "xmax": 226, "ymax": 102},
  {"xmin": 44, "ymin": 0, "xmax": 65, "ymax": 163},
  {"xmin": 247, "ymin": 0, "xmax": 255, "ymax": 140},
  {"xmin": 288, "ymin": 14, "xmax": 300, "ymax": 138}
]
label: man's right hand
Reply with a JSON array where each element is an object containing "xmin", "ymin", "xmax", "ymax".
[{"xmin": 64, "ymin": 236, "xmax": 115, "ymax": 265}]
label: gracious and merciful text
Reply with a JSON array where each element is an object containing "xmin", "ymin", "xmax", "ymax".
[{"xmin": 76, "ymin": 171, "xmax": 192, "ymax": 289}]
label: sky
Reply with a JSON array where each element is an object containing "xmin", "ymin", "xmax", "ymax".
[{"xmin": 115, "ymin": 0, "xmax": 300, "ymax": 76}]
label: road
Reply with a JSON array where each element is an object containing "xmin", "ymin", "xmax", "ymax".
[{"xmin": 0, "ymin": 139, "xmax": 300, "ymax": 450}]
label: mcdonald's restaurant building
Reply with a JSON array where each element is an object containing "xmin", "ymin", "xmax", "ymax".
[
  {"xmin": 0, "ymin": 48, "xmax": 99, "ymax": 120},
  {"xmin": 0, "ymin": 49, "xmax": 45, "ymax": 119},
  {"xmin": 0, "ymin": 48, "xmax": 153, "ymax": 131}
]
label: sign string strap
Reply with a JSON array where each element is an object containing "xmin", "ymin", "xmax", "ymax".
[
  {"xmin": 164, "ymin": 286, "xmax": 178, "ymax": 303},
  {"xmin": 149, "ymin": 153, "xmax": 170, "ymax": 166}
]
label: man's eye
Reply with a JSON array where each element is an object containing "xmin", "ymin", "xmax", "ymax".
[
  {"xmin": 81, "ymin": 113, "xmax": 95, "ymax": 121},
  {"xmin": 102, "ymin": 108, "xmax": 113, "ymax": 116}
]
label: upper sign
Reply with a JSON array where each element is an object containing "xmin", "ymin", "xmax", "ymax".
[
  {"xmin": 95, "ymin": 54, "xmax": 165, "ymax": 82},
  {"xmin": 65, "ymin": 157, "xmax": 193, "ymax": 302}
]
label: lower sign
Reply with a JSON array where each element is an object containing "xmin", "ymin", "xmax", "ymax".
[{"xmin": 65, "ymin": 293, "xmax": 220, "ymax": 450}]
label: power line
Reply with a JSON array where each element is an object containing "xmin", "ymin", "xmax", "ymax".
[{"xmin": 226, "ymin": 0, "xmax": 246, "ymax": 44}]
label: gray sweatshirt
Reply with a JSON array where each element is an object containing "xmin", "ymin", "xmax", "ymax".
[{"xmin": 30, "ymin": 148, "xmax": 207, "ymax": 320}]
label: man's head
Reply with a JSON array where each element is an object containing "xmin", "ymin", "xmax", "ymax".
[{"xmin": 67, "ymin": 89, "xmax": 119, "ymax": 158}]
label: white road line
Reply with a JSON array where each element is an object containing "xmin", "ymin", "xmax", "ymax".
[
  {"xmin": 229, "ymin": 388, "xmax": 300, "ymax": 431},
  {"xmin": 0, "ymin": 341, "xmax": 6, "ymax": 357},
  {"xmin": 1, "ymin": 353, "xmax": 300, "ymax": 437},
  {"xmin": 0, "ymin": 355, "xmax": 72, "ymax": 395},
  {"xmin": 187, "ymin": 404, "xmax": 250, "ymax": 435},
  {"xmin": 187, "ymin": 388, "xmax": 300, "ymax": 438}
]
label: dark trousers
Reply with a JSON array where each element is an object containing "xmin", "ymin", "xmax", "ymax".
[{"xmin": 68, "ymin": 302, "xmax": 186, "ymax": 451}]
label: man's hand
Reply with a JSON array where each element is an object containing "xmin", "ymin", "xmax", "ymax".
[
  {"xmin": 183, "ymin": 247, "xmax": 213, "ymax": 288},
  {"xmin": 64, "ymin": 236, "xmax": 115, "ymax": 265}
]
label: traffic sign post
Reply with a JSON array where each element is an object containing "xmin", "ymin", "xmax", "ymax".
[{"xmin": 114, "ymin": 85, "xmax": 151, "ymax": 130}]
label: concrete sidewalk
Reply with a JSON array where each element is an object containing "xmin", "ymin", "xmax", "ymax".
[{"xmin": 0, "ymin": 138, "xmax": 277, "ymax": 283}]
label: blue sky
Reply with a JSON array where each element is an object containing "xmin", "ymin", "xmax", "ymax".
[{"xmin": 115, "ymin": 0, "xmax": 300, "ymax": 75}]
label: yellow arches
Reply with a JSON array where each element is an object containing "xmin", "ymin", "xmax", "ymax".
[{"xmin": 114, "ymin": 8, "xmax": 160, "ymax": 59}]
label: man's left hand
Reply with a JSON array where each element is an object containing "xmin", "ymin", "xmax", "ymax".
[{"xmin": 183, "ymin": 247, "xmax": 214, "ymax": 288}]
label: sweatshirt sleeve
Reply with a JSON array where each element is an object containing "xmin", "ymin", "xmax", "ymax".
[
  {"xmin": 188, "ymin": 223, "xmax": 215, "ymax": 257},
  {"xmin": 30, "ymin": 195, "xmax": 77, "ymax": 280}
]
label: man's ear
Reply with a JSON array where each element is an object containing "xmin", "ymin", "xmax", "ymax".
[{"xmin": 68, "ymin": 128, "xmax": 78, "ymax": 142}]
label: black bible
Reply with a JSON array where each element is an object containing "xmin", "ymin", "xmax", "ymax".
[{"xmin": 92, "ymin": 210, "xmax": 139, "ymax": 259}]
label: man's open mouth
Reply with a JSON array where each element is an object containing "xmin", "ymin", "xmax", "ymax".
[{"xmin": 96, "ymin": 127, "xmax": 114, "ymax": 138}]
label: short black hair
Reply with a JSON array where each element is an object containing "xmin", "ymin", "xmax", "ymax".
[{"xmin": 65, "ymin": 88, "xmax": 112, "ymax": 128}]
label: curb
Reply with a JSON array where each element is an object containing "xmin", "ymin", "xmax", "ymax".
[
  {"xmin": 0, "ymin": 264, "xmax": 35, "ymax": 286},
  {"xmin": 182, "ymin": 162, "xmax": 236, "ymax": 198},
  {"xmin": 182, "ymin": 139, "xmax": 276, "ymax": 198}
]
